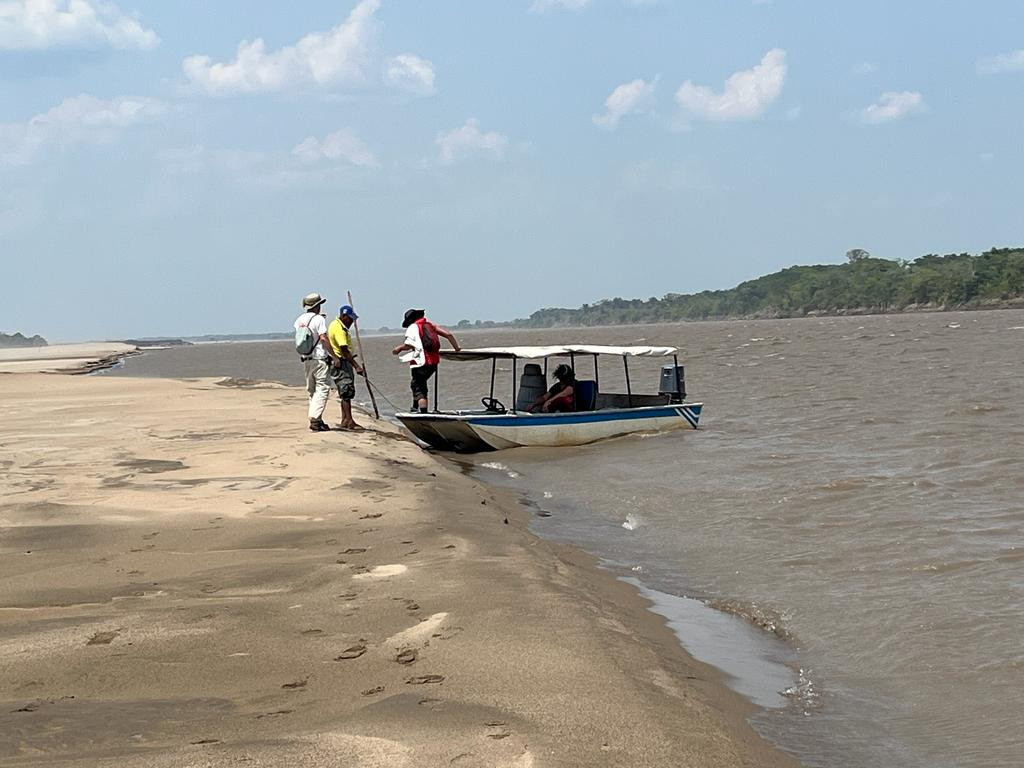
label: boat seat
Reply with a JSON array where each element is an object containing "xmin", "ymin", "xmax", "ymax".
[
  {"xmin": 574, "ymin": 380, "xmax": 597, "ymax": 411},
  {"xmin": 516, "ymin": 363, "xmax": 546, "ymax": 411}
]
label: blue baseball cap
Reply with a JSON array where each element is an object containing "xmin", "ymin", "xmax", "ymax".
[{"xmin": 339, "ymin": 304, "xmax": 358, "ymax": 319}]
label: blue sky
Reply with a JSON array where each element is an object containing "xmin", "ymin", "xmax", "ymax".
[{"xmin": 1, "ymin": 0, "xmax": 1022, "ymax": 340}]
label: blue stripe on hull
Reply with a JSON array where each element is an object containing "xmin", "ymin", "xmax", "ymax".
[{"xmin": 467, "ymin": 404, "xmax": 701, "ymax": 429}]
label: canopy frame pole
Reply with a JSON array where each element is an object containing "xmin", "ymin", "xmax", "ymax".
[
  {"xmin": 512, "ymin": 356, "xmax": 518, "ymax": 413},
  {"xmin": 673, "ymin": 354, "xmax": 681, "ymax": 402},
  {"xmin": 569, "ymin": 352, "xmax": 575, "ymax": 373},
  {"xmin": 433, "ymin": 366, "xmax": 439, "ymax": 413},
  {"xmin": 544, "ymin": 358, "xmax": 548, "ymax": 378},
  {"xmin": 489, "ymin": 357, "xmax": 497, "ymax": 400},
  {"xmin": 593, "ymin": 354, "xmax": 599, "ymax": 391},
  {"xmin": 623, "ymin": 355, "xmax": 632, "ymax": 407}
]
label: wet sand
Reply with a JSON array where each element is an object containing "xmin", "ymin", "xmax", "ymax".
[{"xmin": 0, "ymin": 374, "xmax": 797, "ymax": 767}]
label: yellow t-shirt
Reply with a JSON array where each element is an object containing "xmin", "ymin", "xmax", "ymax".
[{"xmin": 327, "ymin": 317, "xmax": 352, "ymax": 357}]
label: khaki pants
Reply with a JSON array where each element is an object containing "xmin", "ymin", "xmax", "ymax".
[{"xmin": 304, "ymin": 358, "xmax": 331, "ymax": 421}]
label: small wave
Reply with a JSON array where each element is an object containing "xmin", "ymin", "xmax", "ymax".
[
  {"xmin": 707, "ymin": 598, "xmax": 792, "ymax": 640},
  {"xmin": 783, "ymin": 667, "xmax": 821, "ymax": 714},
  {"xmin": 1009, "ymin": 326, "xmax": 1024, "ymax": 330},
  {"xmin": 621, "ymin": 513, "xmax": 643, "ymax": 531},
  {"xmin": 480, "ymin": 461, "xmax": 508, "ymax": 471},
  {"xmin": 543, "ymin": 491, "xmax": 553, "ymax": 499}
]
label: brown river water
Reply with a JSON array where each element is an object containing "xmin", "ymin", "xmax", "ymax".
[{"xmin": 106, "ymin": 309, "xmax": 1024, "ymax": 768}]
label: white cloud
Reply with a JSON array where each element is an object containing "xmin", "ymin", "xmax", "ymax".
[
  {"xmin": 976, "ymin": 50, "xmax": 1024, "ymax": 74},
  {"xmin": 675, "ymin": 48, "xmax": 787, "ymax": 121},
  {"xmin": 182, "ymin": 0, "xmax": 381, "ymax": 96},
  {"xmin": 530, "ymin": 0, "xmax": 590, "ymax": 13},
  {"xmin": 0, "ymin": 93, "xmax": 165, "ymax": 165},
  {"xmin": 593, "ymin": 77, "xmax": 657, "ymax": 130},
  {"xmin": 859, "ymin": 90, "xmax": 924, "ymax": 124},
  {"xmin": 436, "ymin": 119, "xmax": 508, "ymax": 165},
  {"xmin": 0, "ymin": 0, "xmax": 157, "ymax": 50},
  {"xmin": 292, "ymin": 129, "xmax": 378, "ymax": 168},
  {"xmin": 384, "ymin": 53, "xmax": 436, "ymax": 95}
]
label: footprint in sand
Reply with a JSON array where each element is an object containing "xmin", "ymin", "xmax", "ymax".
[
  {"xmin": 361, "ymin": 686, "xmax": 385, "ymax": 696},
  {"xmin": 406, "ymin": 674, "xmax": 444, "ymax": 685},
  {"xmin": 86, "ymin": 630, "xmax": 119, "ymax": 646},
  {"xmin": 281, "ymin": 678, "xmax": 308, "ymax": 689},
  {"xmin": 300, "ymin": 628, "xmax": 324, "ymax": 636},
  {"xmin": 341, "ymin": 548, "xmax": 367, "ymax": 555},
  {"xmin": 359, "ymin": 513, "xmax": 383, "ymax": 519},
  {"xmin": 352, "ymin": 564, "xmax": 407, "ymax": 581},
  {"xmin": 396, "ymin": 649, "xmax": 417, "ymax": 665},
  {"xmin": 335, "ymin": 645, "xmax": 366, "ymax": 660},
  {"xmin": 255, "ymin": 709, "xmax": 292, "ymax": 719}
]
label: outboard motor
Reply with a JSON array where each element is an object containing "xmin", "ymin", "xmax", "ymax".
[{"xmin": 659, "ymin": 364, "xmax": 686, "ymax": 403}]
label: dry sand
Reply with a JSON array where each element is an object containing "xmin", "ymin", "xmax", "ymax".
[{"xmin": 0, "ymin": 374, "xmax": 798, "ymax": 767}]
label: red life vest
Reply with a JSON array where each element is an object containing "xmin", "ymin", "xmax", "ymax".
[{"xmin": 416, "ymin": 318, "xmax": 441, "ymax": 365}]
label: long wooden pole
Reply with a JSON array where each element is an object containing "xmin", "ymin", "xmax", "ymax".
[{"xmin": 346, "ymin": 290, "xmax": 380, "ymax": 419}]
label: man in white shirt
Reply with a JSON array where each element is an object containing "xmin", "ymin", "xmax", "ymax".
[
  {"xmin": 391, "ymin": 308, "xmax": 460, "ymax": 413},
  {"xmin": 294, "ymin": 293, "xmax": 341, "ymax": 431}
]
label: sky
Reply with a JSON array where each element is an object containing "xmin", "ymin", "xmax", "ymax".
[{"xmin": 1, "ymin": 0, "xmax": 1022, "ymax": 341}]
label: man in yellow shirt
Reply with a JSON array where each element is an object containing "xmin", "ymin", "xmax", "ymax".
[{"xmin": 327, "ymin": 305, "xmax": 364, "ymax": 429}]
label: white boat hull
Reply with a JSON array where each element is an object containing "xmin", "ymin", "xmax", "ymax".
[{"xmin": 397, "ymin": 404, "xmax": 702, "ymax": 452}]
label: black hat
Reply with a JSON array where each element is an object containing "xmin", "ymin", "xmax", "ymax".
[{"xmin": 402, "ymin": 308, "xmax": 425, "ymax": 328}]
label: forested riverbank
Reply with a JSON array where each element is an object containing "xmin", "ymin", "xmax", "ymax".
[{"xmin": 513, "ymin": 248, "xmax": 1024, "ymax": 328}]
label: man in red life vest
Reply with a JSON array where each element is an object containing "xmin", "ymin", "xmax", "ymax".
[{"xmin": 392, "ymin": 309, "xmax": 460, "ymax": 413}]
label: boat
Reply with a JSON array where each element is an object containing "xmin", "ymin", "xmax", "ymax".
[{"xmin": 396, "ymin": 344, "xmax": 703, "ymax": 452}]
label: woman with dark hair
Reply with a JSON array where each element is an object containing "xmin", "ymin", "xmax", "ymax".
[{"xmin": 527, "ymin": 363, "xmax": 576, "ymax": 413}]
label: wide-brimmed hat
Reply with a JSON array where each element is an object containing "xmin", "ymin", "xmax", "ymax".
[
  {"xmin": 302, "ymin": 292, "xmax": 326, "ymax": 309},
  {"xmin": 402, "ymin": 308, "xmax": 425, "ymax": 328}
]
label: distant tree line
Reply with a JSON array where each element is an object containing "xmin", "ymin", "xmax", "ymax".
[
  {"xmin": 0, "ymin": 332, "xmax": 47, "ymax": 348},
  {"xmin": 517, "ymin": 247, "xmax": 1024, "ymax": 328}
]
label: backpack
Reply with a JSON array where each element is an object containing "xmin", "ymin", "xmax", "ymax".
[
  {"xmin": 420, "ymin": 320, "xmax": 440, "ymax": 354},
  {"xmin": 295, "ymin": 312, "xmax": 320, "ymax": 356}
]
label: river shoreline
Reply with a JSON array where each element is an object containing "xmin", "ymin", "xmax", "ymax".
[{"xmin": 0, "ymin": 373, "xmax": 799, "ymax": 767}]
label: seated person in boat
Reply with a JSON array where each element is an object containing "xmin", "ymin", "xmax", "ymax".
[{"xmin": 527, "ymin": 364, "xmax": 576, "ymax": 413}]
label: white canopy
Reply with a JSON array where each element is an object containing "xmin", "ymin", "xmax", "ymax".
[{"xmin": 441, "ymin": 344, "xmax": 678, "ymax": 362}]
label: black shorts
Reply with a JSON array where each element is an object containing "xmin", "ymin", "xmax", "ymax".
[
  {"xmin": 330, "ymin": 360, "xmax": 356, "ymax": 401},
  {"xmin": 410, "ymin": 364, "xmax": 437, "ymax": 401}
]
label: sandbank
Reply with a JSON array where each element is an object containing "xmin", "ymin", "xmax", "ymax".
[
  {"xmin": 0, "ymin": 373, "xmax": 798, "ymax": 767},
  {"xmin": 0, "ymin": 343, "xmax": 138, "ymax": 375}
]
